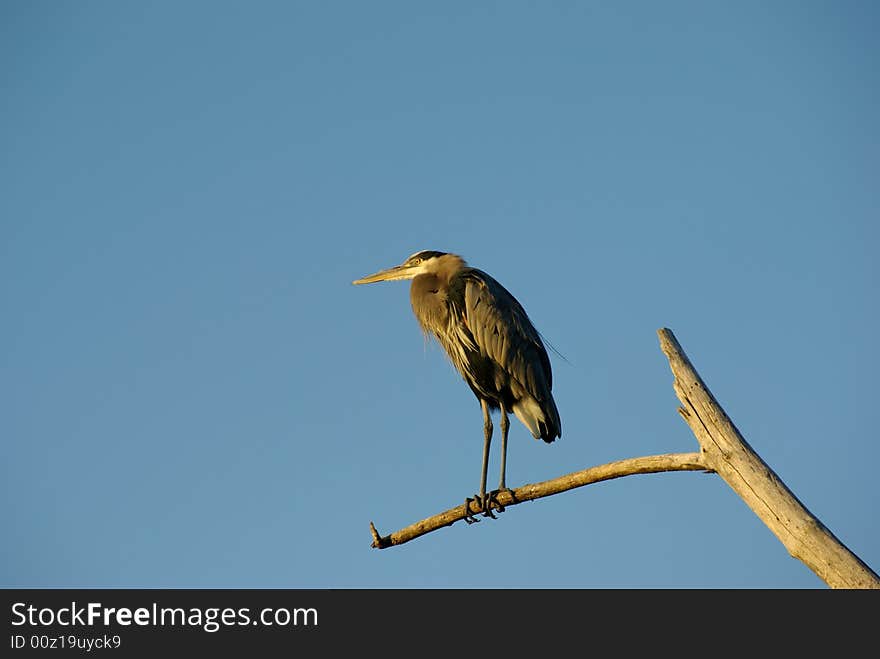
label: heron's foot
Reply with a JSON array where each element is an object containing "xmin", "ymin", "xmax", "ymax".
[
  {"xmin": 463, "ymin": 497, "xmax": 482, "ymax": 524},
  {"xmin": 476, "ymin": 492, "xmax": 499, "ymax": 519},
  {"xmin": 488, "ymin": 487, "xmax": 515, "ymax": 514}
]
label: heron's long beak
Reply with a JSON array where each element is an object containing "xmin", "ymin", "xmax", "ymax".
[{"xmin": 352, "ymin": 263, "xmax": 415, "ymax": 285}]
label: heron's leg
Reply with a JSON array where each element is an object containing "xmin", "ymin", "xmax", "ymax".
[
  {"xmin": 498, "ymin": 403, "xmax": 509, "ymax": 491},
  {"xmin": 464, "ymin": 399, "xmax": 496, "ymax": 522},
  {"xmin": 486, "ymin": 403, "xmax": 514, "ymax": 514},
  {"xmin": 479, "ymin": 398, "xmax": 492, "ymax": 508}
]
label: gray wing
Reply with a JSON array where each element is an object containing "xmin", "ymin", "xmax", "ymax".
[{"xmin": 460, "ymin": 269, "xmax": 554, "ymax": 403}]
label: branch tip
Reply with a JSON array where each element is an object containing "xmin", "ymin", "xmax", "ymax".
[{"xmin": 369, "ymin": 521, "xmax": 391, "ymax": 549}]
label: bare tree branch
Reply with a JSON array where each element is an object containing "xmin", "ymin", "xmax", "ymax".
[
  {"xmin": 657, "ymin": 327, "xmax": 880, "ymax": 589},
  {"xmin": 368, "ymin": 327, "xmax": 880, "ymax": 590},
  {"xmin": 370, "ymin": 452, "xmax": 708, "ymax": 549}
]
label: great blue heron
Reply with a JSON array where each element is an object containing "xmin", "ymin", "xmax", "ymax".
[{"xmin": 353, "ymin": 250, "xmax": 561, "ymax": 521}]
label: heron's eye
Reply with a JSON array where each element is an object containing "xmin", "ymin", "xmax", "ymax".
[{"xmin": 411, "ymin": 258, "xmax": 422, "ymax": 265}]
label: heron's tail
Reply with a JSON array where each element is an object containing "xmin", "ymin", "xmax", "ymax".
[{"xmin": 512, "ymin": 394, "xmax": 561, "ymax": 443}]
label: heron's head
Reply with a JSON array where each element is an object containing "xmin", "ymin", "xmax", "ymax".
[{"xmin": 352, "ymin": 250, "xmax": 463, "ymax": 285}]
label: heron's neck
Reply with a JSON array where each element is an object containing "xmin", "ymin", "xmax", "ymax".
[{"xmin": 434, "ymin": 253, "xmax": 467, "ymax": 283}]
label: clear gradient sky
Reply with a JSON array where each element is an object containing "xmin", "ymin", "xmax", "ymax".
[{"xmin": 2, "ymin": 1, "xmax": 877, "ymax": 588}]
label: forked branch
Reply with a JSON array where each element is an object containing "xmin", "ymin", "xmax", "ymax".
[{"xmin": 369, "ymin": 328, "xmax": 880, "ymax": 589}]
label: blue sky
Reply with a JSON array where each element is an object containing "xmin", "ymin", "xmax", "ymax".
[{"xmin": 2, "ymin": 1, "xmax": 877, "ymax": 588}]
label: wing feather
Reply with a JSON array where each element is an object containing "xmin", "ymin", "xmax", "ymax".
[{"xmin": 460, "ymin": 269, "xmax": 553, "ymax": 403}]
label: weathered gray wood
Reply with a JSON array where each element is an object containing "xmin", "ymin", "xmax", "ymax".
[{"xmin": 658, "ymin": 327, "xmax": 879, "ymax": 589}]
